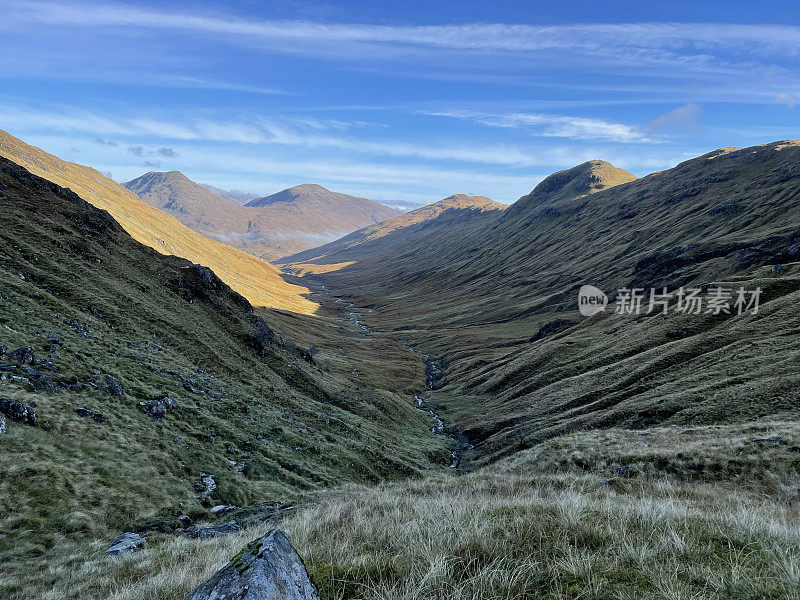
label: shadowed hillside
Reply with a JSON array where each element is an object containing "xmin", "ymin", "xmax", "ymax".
[
  {"xmin": 281, "ymin": 193, "xmax": 507, "ymax": 268},
  {"xmin": 124, "ymin": 174, "xmax": 400, "ymax": 261},
  {"xmin": 0, "ymin": 156, "xmax": 447, "ymax": 595},
  {"xmin": 287, "ymin": 142, "xmax": 800, "ymax": 461},
  {"xmin": 0, "ymin": 130, "xmax": 315, "ymax": 313}
]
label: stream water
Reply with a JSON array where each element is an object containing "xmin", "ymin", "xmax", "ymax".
[{"xmin": 313, "ymin": 283, "xmax": 471, "ymax": 469}]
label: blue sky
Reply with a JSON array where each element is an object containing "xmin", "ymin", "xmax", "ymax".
[{"xmin": 2, "ymin": 1, "xmax": 800, "ymax": 208}]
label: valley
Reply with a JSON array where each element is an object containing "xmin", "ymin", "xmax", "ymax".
[{"xmin": 0, "ymin": 134, "xmax": 798, "ymax": 600}]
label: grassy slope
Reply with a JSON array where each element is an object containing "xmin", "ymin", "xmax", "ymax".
[
  {"xmin": 0, "ymin": 129, "xmax": 316, "ymax": 313},
  {"xmin": 281, "ymin": 193, "xmax": 507, "ymax": 268},
  {"xmin": 21, "ymin": 421, "xmax": 800, "ymax": 599},
  {"xmin": 285, "ymin": 142, "xmax": 800, "ymax": 461},
  {"xmin": 0, "ymin": 157, "xmax": 448, "ymax": 598}
]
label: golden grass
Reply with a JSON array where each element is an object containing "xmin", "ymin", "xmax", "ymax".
[
  {"xmin": 0, "ymin": 129, "xmax": 317, "ymax": 313},
  {"xmin": 7, "ymin": 422, "xmax": 799, "ymax": 600}
]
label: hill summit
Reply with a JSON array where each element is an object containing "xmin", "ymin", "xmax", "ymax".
[
  {"xmin": 508, "ymin": 159, "xmax": 636, "ymax": 214},
  {"xmin": 246, "ymin": 183, "xmax": 392, "ymax": 214},
  {"xmin": 123, "ymin": 173, "xmax": 401, "ymax": 260}
]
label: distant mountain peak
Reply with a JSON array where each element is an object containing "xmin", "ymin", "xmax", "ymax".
[{"xmin": 245, "ymin": 184, "xmax": 396, "ymax": 215}]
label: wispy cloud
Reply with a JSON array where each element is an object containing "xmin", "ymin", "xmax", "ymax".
[
  {"xmin": 648, "ymin": 103, "xmax": 702, "ymax": 134},
  {"xmin": 774, "ymin": 92, "xmax": 798, "ymax": 108},
  {"xmin": 425, "ymin": 110, "xmax": 652, "ymax": 143},
  {"xmin": 4, "ymin": 1, "xmax": 800, "ymax": 81},
  {"xmin": 7, "ymin": 2, "xmax": 800, "ymax": 59},
  {"xmin": 0, "ymin": 105, "xmax": 576, "ymax": 167},
  {"xmin": 127, "ymin": 144, "xmax": 179, "ymax": 159}
]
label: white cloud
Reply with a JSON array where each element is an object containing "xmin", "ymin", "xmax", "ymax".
[
  {"xmin": 774, "ymin": 91, "xmax": 798, "ymax": 108},
  {"xmin": 426, "ymin": 111, "xmax": 651, "ymax": 142},
  {"xmin": 0, "ymin": 105, "xmax": 573, "ymax": 167},
  {"xmin": 648, "ymin": 103, "xmax": 702, "ymax": 134},
  {"xmin": 2, "ymin": 4, "xmax": 796, "ymax": 54},
  {"xmin": 5, "ymin": 1, "xmax": 800, "ymax": 71}
]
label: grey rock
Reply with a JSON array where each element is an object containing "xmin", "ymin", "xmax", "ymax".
[
  {"xmin": 185, "ymin": 520, "xmax": 242, "ymax": 539},
  {"xmin": 183, "ymin": 529, "xmax": 319, "ymax": 600},
  {"xmin": 210, "ymin": 504, "xmax": 237, "ymax": 516},
  {"xmin": 102, "ymin": 375, "xmax": 124, "ymax": 396},
  {"xmin": 75, "ymin": 407, "xmax": 105, "ymax": 422},
  {"xmin": 32, "ymin": 373, "xmax": 58, "ymax": 393},
  {"xmin": 162, "ymin": 393, "xmax": 178, "ymax": 409},
  {"xmin": 0, "ymin": 341, "xmax": 5, "ymax": 355},
  {"xmin": 48, "ymin": 333, "xmax": 63, "ymax": 346},
  {"xmin": 139, "ymin": 399, "xmax": 167, "ymax": 420},
  {"xmin": 196, "ymin": 473, "xmax": 217, "ymax": 499},
  {"xmin": 0, "ymin": 415, "xmax": 6, "ymax": 434},
  {"xmin": 178, "ymin": 515, "xmax": 193, "ymax": 529},
  {"xmin": 9, "ymin": 347, "xmax": 35, "ymax": 366},
  {"xmin": 105, "ymin": 532, "xmax": 145, "ymax": 556},
  {"xmin": 0, "ymin": 398, "xmax": 37, "ymax": 426},
  {"xmin": 754, "ymin": 436, "xmax": 788, "ymax": 445},
  {"xmin": 250, "ymin": 317, "xmax": 275, "ymax": 354}
]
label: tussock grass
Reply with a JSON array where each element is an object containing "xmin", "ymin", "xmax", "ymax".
[{"xmin": 6, "ymin": 423, "xmax": 799, "ymax": 600}]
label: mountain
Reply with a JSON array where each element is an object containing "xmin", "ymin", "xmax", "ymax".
[
  {"xmin": 124, "ymin": 175, "xmax": 401, "ymax": 261},
  {"xmin": 0, "ymin": 129, "xmax": 315, "ymax": 314},
  {"xmin": 287, "ymin": 144, "xmax": 800, "ymax": 460},
  {"xmin": 504, "ymin": 159, "xmax": 636, "ymax": 215},
  {"xmin": 4, "ymin": 142, "xmax": 800, "ymax": 600},
  {"xmin": 0, "ymin": 155, "xmax": 444, "ymax": 583},
  {"xmin": 281, "ymin": 193, "xmax": 507, "ymax": 267},
  {"xmin": 201, "ymin": 183, "xmax": 260, "ymax": 205}
]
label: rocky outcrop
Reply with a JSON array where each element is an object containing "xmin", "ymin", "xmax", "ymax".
[
  {"xmin": 210, "ymin": 504, "xmax": 237, "ymax": 516},
  {"xmin": 139, "ymin": 395, "xmax": 176, "ymax": 420},
  {"xmin": 0, "ymin": 398, "xmax": 36, "ymax": 426},
  {"xmin": 105, "ymin": 532, "xmax": 145, "ymax": 556},
  {"xmin": 184, "ymin": 520, "xmax": 242, "ymax": 539},
  {"xmin": 101, "ymin": 375, "xmax": 124, "ymax": 396},
  {"xmin": 9, "ymin": 347, "xmax": 35, "ymax": 366},
  {"xmin": 184, "ymin": 530, "xmax": 319, "ymax": 600},
  {"xmin": 196, "ymin": 473, "xmax": 217, "ymax": 499}
]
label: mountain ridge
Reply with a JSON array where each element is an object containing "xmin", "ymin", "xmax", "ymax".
[
  {"xmin": 289, "ymin": 139, "xmax": 800, "ymax": 460},
  {"xmin": 124, "ymin": 172, "xmax": 401, "ymax": 260},
  {"xmin": 280, "ymin": 193, "xmax": 507, "ymax": 267},
  {"xmin": 0, "ymin": 129, "xmax": 316, "ymax": 313}
]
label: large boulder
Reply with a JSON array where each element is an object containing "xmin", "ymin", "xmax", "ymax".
[
  {"xmin": 0, "ymin": 398, "xmax": 36, "ymax": 426},
  {"xmin": 184, "ymin": 530, "xmax": 319, "ymax": 600},
  {"xmin": 105, "ymin": 532, "xmax": 145, "ymax": 556}
]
